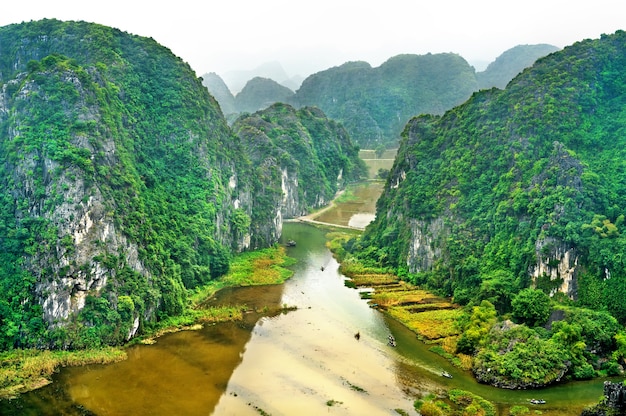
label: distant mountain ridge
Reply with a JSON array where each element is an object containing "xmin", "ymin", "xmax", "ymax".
[
  {"xmin": 201, "ymin": 72, "xmax": 236, "ymax": 115},
  {"xmin": 221, "ymin": 61, "xmax": 302, "ymax": 94},
  {"xmin": 203, "ymin": 44, "xmax": 558, "ymax": 147},
  {"xmin": 477, "ymin": 44, "xmax": 560, "ymax": 89},
  {"xmin": 234, "ymin": 77, "xmax": 294, "ymax": 114}
]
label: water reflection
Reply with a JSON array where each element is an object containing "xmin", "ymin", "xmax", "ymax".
[
  {"xmin": 212, "ymin": 230, "xmax": 418, "ymax": 415},
  {"xmin": 1, "ymin": 281, "xmax": 285, "ymax": 416}
]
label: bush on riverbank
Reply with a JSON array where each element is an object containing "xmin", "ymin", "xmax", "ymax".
[
  {"xmin": 188, "ymin": 244, "xmax": 295, "ymax": 305},
  {"xmin": 414, "ymin": 389, "xmax": 496, "ymax": 416}
]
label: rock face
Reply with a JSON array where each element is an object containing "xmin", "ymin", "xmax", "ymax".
[
  {"xmin": 1, "ymin": 63, "xmax": 151, "ymax": 329},
  {"xmin": 530, "ymin": 236, "xmax": 579, "ymax": 297},
  {"xmin": 581, "ymin": 381, "xmax": 626, "ymax": 416},
  {"xmin": 604, "ymin": 382, "xmax": 626, "ymax": 413},
  {"xmin": 407, "ymin": 218, "xmax": 444, "ymax": 273}
]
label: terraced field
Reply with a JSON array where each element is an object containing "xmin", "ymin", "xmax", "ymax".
[{"xmin": 340, "ymin": 265, "xmax": 473, "ymax": 370}]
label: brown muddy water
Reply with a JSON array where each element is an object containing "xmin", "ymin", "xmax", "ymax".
[
  {"xmin": 0, "ymin": 186, "xmax": 617, "ymax": 415},
  {"xmin": 313, "ymin": 181, "xmax": 383, "ymax": 229}
]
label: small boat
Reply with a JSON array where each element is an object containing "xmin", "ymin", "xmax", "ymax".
[
  {"xmin": 530, "ymin": 399, "xmax": 546, "ymax": 405},
  {"xmin": 441, "ymin": 371, "xmax": 453, "ymax": 379},
  {"xmin": 387, "ymin": 334, "xmax": 396, "ymax": 347},
  {"xmin": 286, "ymin": 240, "xmax": 296, "ymax": 247}
]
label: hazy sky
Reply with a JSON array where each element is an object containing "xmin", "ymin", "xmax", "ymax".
[{"xmin": 2, "ymin": 0, "xmax": 624, "ymax": 78}]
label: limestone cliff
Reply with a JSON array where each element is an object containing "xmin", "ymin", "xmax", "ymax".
[
  {"xmin": 359, "ymin": 31, "xmax": 626, "ymax": 319},
  {"xmin": 581, "ymin": 381, "xmax": 626, "ymax": 416},
  {"xmin": 0, "ymin": 20, "xmax": 366, "ymax": 349},
  {"xmin": 0, "ymin": 20, "xmax": 275, "ymax": 348}
]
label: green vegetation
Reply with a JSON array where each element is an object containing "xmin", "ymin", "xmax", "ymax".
[
  {"xmin": 344, "ymin": 379, "xmax": 367, "ymax": 393},
  {"xmin": 0, "ymin": 20, "xmax": 363, "ymax": 352},
  {"xmin": 0, "ymin": 19, "xmax": 244, "ymax": 350},
  {"xmin": 346, "ymin": 31, "xmax": 626, "ymax": 388},
  {"xmin": 511, "ymin": 288, "xmax": 551, "ymax": 327},
  {"xmin": 508, "ymin": 405, "xmax": 530, "ymax": 416},
  {"xmin": 0, "ymin": 347, "xmax": 126, "ymax": 398},
  {"xmin": 233, "ymin": 103, "xmax": 367, "ymax": 233},
  {"xmin": 413, "ymin": 389, "xmax": 495, "ymax": 416}
]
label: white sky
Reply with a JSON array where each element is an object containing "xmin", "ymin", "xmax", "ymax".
[{"xmin": 2, "ymin": 0, "xmax": 625, "ymax": 78}]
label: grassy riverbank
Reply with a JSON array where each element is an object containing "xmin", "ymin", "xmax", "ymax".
[
  {"xmin": 0, "ymin": 347, "xmax": 126, "ymax": 399},
  {"xmin": 0, "ymin": 244, "xmax": 295, "ymax": 399},
  {"xmin": 338, "ymin": 257, "xmax": 472, "ymax": 370},
  {"xmin": 328, "ymin": 232, "xmax": 473, "ymax": 372},
  {"xmin": 142, "ymin": 244, "xmax": 296, "ymax": 343}
]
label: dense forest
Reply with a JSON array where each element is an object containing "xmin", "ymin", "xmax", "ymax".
[
  {"xmin": 294, "ymin": 54, "xmax": 478, "ymax": 149},
  {"xmin": 0, "ymin": 19, "xmax": 364, "ymax": 351},
  {"xmin": 351, "ymin": 31, "xmax": 626, "ymax": 387}
]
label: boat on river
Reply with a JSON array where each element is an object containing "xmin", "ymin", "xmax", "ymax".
[
  {"xmin": 530, "ymin": 399, "xmax": 546, "ymax": 404},
  {"xmin": 286, "ymin": 240, "xmax": 296, "ymax": 247},
  {"xmin": 441, "ymin": 371, "xmax": 453, "ymax": 379}
]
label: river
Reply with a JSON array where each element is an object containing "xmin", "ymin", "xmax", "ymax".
[{"xmin": 0, "ymin": 182, "xmax": 616, "ymax": 415}]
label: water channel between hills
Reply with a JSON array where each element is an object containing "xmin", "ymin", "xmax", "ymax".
[{"xmin": 1, "ymin": 181, "xmax": 615, "ymax": 415}]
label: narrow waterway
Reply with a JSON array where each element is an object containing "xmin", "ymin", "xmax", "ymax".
[
  {"xmin": 211, "ymin": 222, "xmax": 421, "ymax": 415},
  {"xmin": 313, "ymin": 181, "xmax": 383, "ymax": 229},
  {"xmin": 0, "ymin": 182, "xmax": 616, "ymax": 415}
]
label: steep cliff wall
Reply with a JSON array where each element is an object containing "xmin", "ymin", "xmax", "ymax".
[
  {"xmin": 581, "ymin": 381, "xmax": 626, "ymax": 416},
  {"xmin": 0, "ymin": 20, "xmax": 366, "ymax": 349},
  {"xmin": 0, "ymin": 20, "xmax": 276, "ymax": 348}
]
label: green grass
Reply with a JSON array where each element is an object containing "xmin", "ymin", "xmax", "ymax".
[
  {"xmin": 188, "ymin": 244, "xmax": 295, "ymax": 306},
  {"xmin": 0, "ymin": 347, "xmax": 126, "ymax": 398}
]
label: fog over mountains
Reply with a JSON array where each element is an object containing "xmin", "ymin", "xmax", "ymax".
[
  {"xmin": 210, "ymin": 44, "xmax": 559, "ymax": 96},
  {"xmin": 203, "ymin": 44, "xmax": 560, "ymax": 148}
]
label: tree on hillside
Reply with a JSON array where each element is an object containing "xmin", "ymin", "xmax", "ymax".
[{"xmin": 511, "ymin": 288, "xmax": 551, "ymax": 327}]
